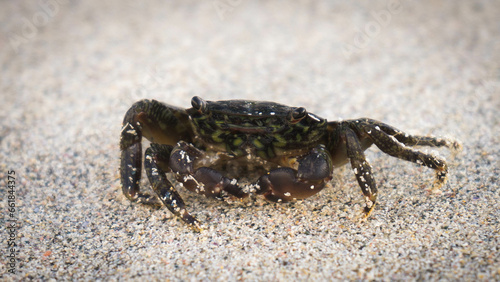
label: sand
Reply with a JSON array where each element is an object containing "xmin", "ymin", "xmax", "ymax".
[{"xmin": 1, "ymin": 0, "xmax": 499, "ymax": 280}]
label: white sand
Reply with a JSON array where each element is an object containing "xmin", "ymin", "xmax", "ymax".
[{"xmin": 1, "ymin": 0, "xmax": 499, "ymax": 280}]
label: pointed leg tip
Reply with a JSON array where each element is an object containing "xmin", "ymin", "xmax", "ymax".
[
  {"xmin": 189, "ymin": 221, "xmax": 203, "ymax": 232},
  {"xmin": 445, "ymin": 138, "xmax": 463, "ymax": 153},
  {"xmin": 354, "ymin": 200, "xmax": 376, "ymax": 221},
  {"xmin": 431, "ymin": 169, "xmax": 448, "ymax": 191},
  {"xmin": 363, "ymin": 201, "xmax": 377, "ymax": 219},
  {"xmin": 431, "ymin": 178, "xmax": 447, "ymax": 192},
  {"xmin": 181, "ymin": 212, "xmax": 203, "ymax": 232},
  {"xmin": 190, "ymin": 225, "xmax": 203, "ymax": 232}
]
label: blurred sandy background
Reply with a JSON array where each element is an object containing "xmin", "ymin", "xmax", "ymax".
[{"xmin": 1, "ymin": 0, "xmax": 499, "ymax": 280}]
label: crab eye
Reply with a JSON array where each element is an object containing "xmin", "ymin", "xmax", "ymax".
[
  {"xmin": 291, "ymin": 107, "xmax": 307, "ymax": 122},
  {"xmin": 191, "ymin": 96, "xmax": 207, "ymax": 113}
]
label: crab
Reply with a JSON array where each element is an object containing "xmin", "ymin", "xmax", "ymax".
[{"xmin": 120, "ymin": 96, "xmax": 460, "ymax": 231}]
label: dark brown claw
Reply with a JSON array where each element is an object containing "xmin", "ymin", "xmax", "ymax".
[
  {"xmin": 256, "ymin": 145, "xmax": 333, "ymax": 202},
  {"xmin": 169, "ymin": 142, "xmax": 248, "ymax": 199}
]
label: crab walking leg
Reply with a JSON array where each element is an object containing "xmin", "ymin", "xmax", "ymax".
[
  {"xmin": 357, "ymin": 118, "xmax": 461, "ymax": 150},
  {"xmin": 354, "ymin": 119, "xmax": 450, "ymax": 189},
  {"xmin": 120, "ymin": 99, "xmax": 191, "ymax": 205},
  {"xmin": 120, "ymin": 124, "xmax": 161, "ymax": 205},
  {"xmin": 144, "ymin": 146, "xmax": 201, "ymax": 231},
  {"xmin": 344, "ymin": 127, "xmax": 378, "ymax": 215},
  {"xmin": 256, "ymin": 145, "xmax": 333, "ymax": 202},
  {"xmin": 169, "ymin": 141, "xmax": 248, "ymax": 199}
]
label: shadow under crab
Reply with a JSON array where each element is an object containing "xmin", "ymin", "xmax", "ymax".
[{"xmin": 120, "ymin": 96, "xmax": 461, "ymax": 231}]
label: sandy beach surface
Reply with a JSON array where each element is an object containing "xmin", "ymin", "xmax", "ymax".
[{"xmin": 1, "ymin": 0, "xmax": 499, "ymax": 280}]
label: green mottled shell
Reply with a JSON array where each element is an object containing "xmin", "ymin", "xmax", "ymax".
[{"xmin": 187, "ymin": 99, "xmax": 327, "ymax": 158}]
